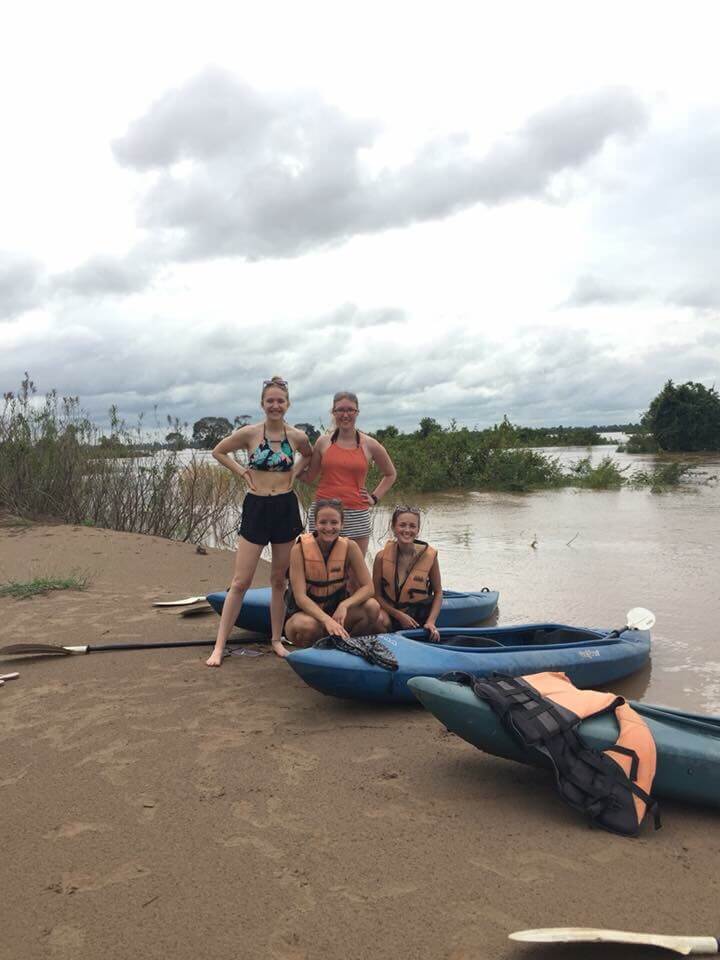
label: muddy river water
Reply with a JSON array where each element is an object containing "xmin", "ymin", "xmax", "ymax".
[{"xmin": 366, "ymin": 444, "xmax": 720, "ymax": 713}]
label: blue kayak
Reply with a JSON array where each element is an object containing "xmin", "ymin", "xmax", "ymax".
[
  {"xmin": 408, "ymin": 676, "xmax": 720, "ymax": 808},
  {"xmin": 286, "ymin": 623, "xmax": 651, "ymax": 704},
  {"xmin": 206, "ymin": 587, "xmax": 499, "ymax": 635}
]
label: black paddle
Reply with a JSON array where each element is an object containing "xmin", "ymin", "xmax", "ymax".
[{"xmin": 0, "ymin": 638, "xmax": 258, "ymax": 657}]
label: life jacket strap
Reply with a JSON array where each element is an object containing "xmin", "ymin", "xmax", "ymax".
[{"xmin": 305, "ymin": 576, "xmax": 347, "ymax": 588}]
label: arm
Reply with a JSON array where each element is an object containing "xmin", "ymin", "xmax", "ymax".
[
  {"xmin": 364, "ymin": 438, "xmax": 397, "ymax": 505},
  {"xmin": 288, "ymin": 543, "xmax": 348, "ymax": 637},
  {"xmin": 423, "ymin": 556, "xmax": 443, "ymax": 641},
  {"xmin": 371, "ymin": 551, "xmax": 422, "ymax": 630},
  {"xmin": 332, "ymin": 542, "xmax": 374, "ymax": 627},
  {"xmin": 212, "ymin": 427, "xmax": 256, "ymax": 490},
  {"xmin": 297, "ymin": 435, "xmax": 328, "ymax": 484},
  {"xmin": 288, "ymin": 428, "xmax": 313, "ymax": 482}
]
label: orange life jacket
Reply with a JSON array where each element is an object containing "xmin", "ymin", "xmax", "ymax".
[
  {"xmin": 297, "ymin": 533, "xmax": 350, "ymax": 609},
  {"xmin": 471, "ymin": 671, "xmax": 659, "ymax": 836},
  {"xmin": 380, "ymin": 540, "xmax": 437, "ymax": 610}
]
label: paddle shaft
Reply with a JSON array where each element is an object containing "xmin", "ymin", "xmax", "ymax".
[{"xmin": 510, "ymin": 929, "xmax": 719, "ymax": 954}]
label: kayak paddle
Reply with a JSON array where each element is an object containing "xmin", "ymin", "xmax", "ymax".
[
  {"xmin": 509, "ymin": 927, "xmax": 719, "ymax": 955},
  {"xmin": 603, "ymin": 606, "xmax": 655, "ymax": 639},
  {"xmin": 0, "ymin": 672, "xmax": 20, "ymax": 681},
  {"xmin": 0, "ymin": 638, "xmax": 258, "ymax": 657},
  {"xmin": 152, "ymin": 596, "xmax": 208, "ymax": 607}
]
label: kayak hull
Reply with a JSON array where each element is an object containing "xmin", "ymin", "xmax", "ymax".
[
  {"xmin": 409, "ymin": 676, "xmax": 720, "ymax": 808},
  {"xmin": 206, "ymin": 587, "xmax": 499, "ymax": 634},
  {"xmin": 286, "ymin": 624, "xmax": 651, "ymax": 704}
]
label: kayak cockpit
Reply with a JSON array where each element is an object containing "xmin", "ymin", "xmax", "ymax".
[{"xmin": 400, "ymin": 625, "xmax": 614, "ymax": 651}]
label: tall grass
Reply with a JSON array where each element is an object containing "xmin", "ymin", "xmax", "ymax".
[{"xmin": 0, "ymin": 376, "xmax": 240, "ymax": 542}]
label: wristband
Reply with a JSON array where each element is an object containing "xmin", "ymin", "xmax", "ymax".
[{"xmin": 370, "ymin": 493, "xmax": 378, "ymax": 505}]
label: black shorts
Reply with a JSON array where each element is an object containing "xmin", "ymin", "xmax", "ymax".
[{"xmin": 238, "ymin": 491, "xmax": 304, "ymax": 546}]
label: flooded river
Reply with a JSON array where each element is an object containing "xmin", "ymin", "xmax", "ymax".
[{"xmin": 367, "ymin": 444, "xmax": 720, "ymax": 712}]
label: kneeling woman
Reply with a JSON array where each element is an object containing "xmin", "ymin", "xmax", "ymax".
[
  {"xmin": 285, "ymin": 499, "xmax": 382, "ymax": 648},
  {"xmin": 373, "ymin": 506, "xmax": 443, "ymax": 642}
]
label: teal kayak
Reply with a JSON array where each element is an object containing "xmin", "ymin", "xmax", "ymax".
[{"xmin": 408, "ymin": 676, "xmax": 720, "ymax": 808}]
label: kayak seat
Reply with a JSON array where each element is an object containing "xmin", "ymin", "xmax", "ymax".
[
  {"xmin": 531, "ymin": 628, "xmax": 591, "ymax": 645},
  {"xmin": 444, "ymin": 634, "xmax": 505, "ymax": 648}
]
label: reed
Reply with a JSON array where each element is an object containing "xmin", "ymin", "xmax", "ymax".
[{"xmin": 0, "ymin": 376, "xmax": 240, "ymax": 543}]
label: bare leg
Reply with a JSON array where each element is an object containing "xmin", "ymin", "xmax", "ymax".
[
  {"xmin": 284, "ymin": 613, "xmax": 323, "ymax": 649},
  {"xmin": 347, "ymin": 534, "xmax": 370, "ymax": 593},
  {"xmin": 345, "ymin": 598, "xmax": 382, "ymax": 636},
  {"xmin": 376, "ymin": 608, "xmax": 392, "ymax": 632},
  {"xmin": 206, "ymin": 537, "xmax": 264, "ymax": 667},
  {"xmin": 268, "ymin": 540, "xmax": 294, "ymax": 658},
  {"xmin": 352, "ymin": 535, "xmax": 370, "ymax": 557}
]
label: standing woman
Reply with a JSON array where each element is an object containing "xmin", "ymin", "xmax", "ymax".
[
  {"xmin": 301, "ymin": 391, "xmax": 397, "ymax": 556},
  {"xmin": 206, "ymin": 377, "xmax": 313, "ymax": 665}
]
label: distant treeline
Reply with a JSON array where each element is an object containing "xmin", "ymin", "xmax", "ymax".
[{"xmin": 1, "ymin": 377, "xmax": 717, "ymax": 540}]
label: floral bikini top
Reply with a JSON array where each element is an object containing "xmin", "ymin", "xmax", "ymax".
[{"xmin": 247, "ymin": 427, "xmax": 294, "ymax": 472}]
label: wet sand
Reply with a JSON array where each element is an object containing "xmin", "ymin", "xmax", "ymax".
[{"xmin": 1, "ymin": 521, "xmax": 718, "ymax": 960}]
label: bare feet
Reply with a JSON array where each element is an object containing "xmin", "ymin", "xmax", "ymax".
[
  {"xmin": 205, "ymin": 648, "xmax": 224, "ymax": 667},
  {"xmin": 272, "ymin": 640, "xmax": 290, "ymax": 658}
]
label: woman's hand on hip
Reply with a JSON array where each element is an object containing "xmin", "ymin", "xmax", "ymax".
[
  {"xmin": 242, "ymin": 470, "xmax": 257, "ymax": 492},
  {"xmin": 360, "ymin": 487, "xmax": 375, "ymax": 507}
]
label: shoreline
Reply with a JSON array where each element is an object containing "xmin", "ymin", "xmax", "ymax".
[{"xmin": 1, "ymin": 522, "xmax": 718, "ymax": 960}]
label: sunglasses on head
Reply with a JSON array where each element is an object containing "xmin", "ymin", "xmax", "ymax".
[
  {"xmin": 263, "ymin": 378, "xmax": 288, "ymax": 388},
  {"xmin": 393, "ymin": 505, "xmax": 421, "ymax": 516}
]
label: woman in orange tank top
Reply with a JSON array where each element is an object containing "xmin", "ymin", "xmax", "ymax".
[{"xmin": 301, "ymin": 390, "xmax": 397, "ymax": 557}]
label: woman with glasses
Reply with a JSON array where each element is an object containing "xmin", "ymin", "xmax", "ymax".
[
  {"xmin": 374, "ymin": 506, "xmax": 443, "ymax": 642},
  {"xmin": 206, "ymin": 376, "xmax": 313, "ymax": 665},
  {"xmin": 284, "ymin": 498, "xmax": 382, "ymax": 648},
  {"xmin": 300, "ymin": 390, "xmax": 397, "ymax": 557}
]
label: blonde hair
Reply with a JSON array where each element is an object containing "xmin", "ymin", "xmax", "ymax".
[{"xmin": 261, "ymin": 376, "xmax": 290, "ymax": 402}]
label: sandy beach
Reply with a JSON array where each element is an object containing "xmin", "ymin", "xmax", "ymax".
[{"xmin": 1, "ymin": 521, "xmax": 718, "ymax": 960}]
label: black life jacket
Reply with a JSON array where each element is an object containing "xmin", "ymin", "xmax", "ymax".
[{"xmin": 470, "ymin": 671, "xmax": 660, "ymax": 837}]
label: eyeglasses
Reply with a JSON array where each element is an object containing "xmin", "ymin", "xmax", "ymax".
[
  {"xmin": 333, "ymin": 407, "xmax": 358, "ymax": 415},
  {"xmin": 263, "ymin": 378, "xmax": 288, "ymax": 388}
]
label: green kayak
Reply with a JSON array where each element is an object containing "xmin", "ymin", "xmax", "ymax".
[{"xmin": 408, "ymin": 676, "xmax": 720, "ymax": 808}]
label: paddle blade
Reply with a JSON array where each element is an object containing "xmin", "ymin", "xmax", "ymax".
[
  {"xmin": 0, "ymin": 643, "xmax": 76, "ymax": 656},
  {"xmin": 509, "ymin": 928, "xmax": 718, "ymax": 955},
  {"xmin": 153, "ymin": 596, "xmax": 207, "ymax": 607},
  {"xmin": 626, "ymin": 607, "xmax": 655, "ymax": 631}
]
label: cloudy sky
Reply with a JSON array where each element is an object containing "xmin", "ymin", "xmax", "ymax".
[{"xmin": 2, "ymin": 0, "xmax": 719, "ymax": 433}]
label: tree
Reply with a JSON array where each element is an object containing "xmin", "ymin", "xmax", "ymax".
[
  {"xmin": 192, "ymin": 416, "xmax": 233, "ymax": 449},
  {"xmin": 417, "ymin": 417, "xmax": 443, "ymax": 439},
  {"xmin": 234, "ymin": 414, "xmax": 252, "ymax": 429},
  {"xmin": 165, "ymin": 432, "xmax": 186, "ymax": 451},
  {"xmin": 374, "ymin": 424, "xmax": 399, "ymax": 442},
  {"xmin": 642, "ymin": 380, "xmax": 720, "ymax": 451},
  {"xmin": 294, "ymin": 422, "xmax": 320, "ymax": 443}
]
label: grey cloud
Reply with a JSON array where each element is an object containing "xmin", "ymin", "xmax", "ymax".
[
  {"xmin": 566, "ymin": 274, "xmax": 650, "ymax": 306},
  {"xmin": 112, "ymin": 72, "xmax": 648, "ymax": 263},
  {"xmin": 307, "ymin": 304, "xmax": 406, "ymax": 331},
  {"xmin": 51, "ymin": 251, "xmax": 157, "ymax": 297},
  {"xmin": 0, "ymin": 253, "xmax": 47, "ymax": 320},
  {"xmin": 4, "ymin": 301, "xmax": 715, "ymax": 432},
  {"xmin": 567, "ymin": 108, "xmax": 720, "ymax": 310}
]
